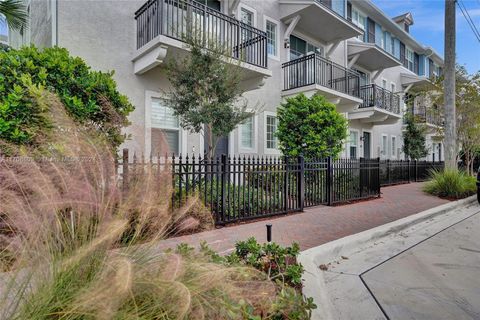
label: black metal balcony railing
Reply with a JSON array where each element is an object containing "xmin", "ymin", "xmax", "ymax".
[
  {"xmin": 282, "ymin": 53, "xmax": 361, "ymax": 97},
  {"xmin": 405, "ymin": 106, "xmax": 444, "ymax": 127},
  {"xmin": 359, "ymin": 84, "xmax": 401, "ymax": 114},
  {"xmin": 135, "ymin": 0, "xmax": 268, "ymax": 69}
]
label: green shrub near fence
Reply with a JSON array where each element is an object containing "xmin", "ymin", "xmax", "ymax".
[{"xmin": 423, "ymin": 169, "xmax": 476, "ymax": 199}]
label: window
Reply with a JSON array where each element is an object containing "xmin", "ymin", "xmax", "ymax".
[
  {"xmin": 391, "ymin": 136, "xmax": 396, "ymax": 157},
  {"xmin": 151, "ymin": 98, "xmax": 180, "ymax": 154},
  {"xmin": 382, "ymin": 79, "xmax": 387, "ymax": 89},
  {"xmin": 241, "ymin": 8, "xmax": 254, "ymax": 26},
  {"xmin": 351, "ymin": 8, "xmax": 366, "ymax": 41},
  {"xmin": 265, "ymin": 19, "xmax": 278, "ymax": 58},
  {"xmin": 289, "ymin": 35, "xmax": 323, "ymax": 60},
  {"xmin": 241, "ymin": 116, "xmax": 254, "ymax": 149},
  {"xmin": 381, "ymin": 135, "xmax": 387, "ymax": 156},
  {"xmin": 406, "ymin": 48, "xmax": 415, "ymax": 72},
  {"xmin": 349, "ymin": 131, "xmax": 358, "ymax": 159},
  {"xmin": 266, "ymin": 115, "xmax": 278, "ymax": 149},
  {"xmin": 391, "ymin": 37, "xmax": 395, "ymax": 54},
  {"xmin": 391, "ymin": 83, "xmax": 396, "ymax": 93}
]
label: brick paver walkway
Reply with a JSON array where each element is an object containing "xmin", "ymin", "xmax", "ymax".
[{"xmin": 157, "ymin": 183, "xmax": 449, "ymax": 254}]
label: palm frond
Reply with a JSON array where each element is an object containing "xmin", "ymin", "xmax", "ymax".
[{"xmin": 0, "ymin": 0, "xmax": 28, "ymax": 31}]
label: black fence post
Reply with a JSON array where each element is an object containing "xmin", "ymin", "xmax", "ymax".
[
  {"xmin": 377, "ymin": 157, "xmax": 381, "ymax": 196},
  {"xmin": 359, "ymin": 157, "xmax": 364, "ymax": 198},
  {"xmin": 414, "ymin": 159, "xmax": 418, "ymax": 182},
  {"xmin": 283, "ymin": 156, "xmax": 289, "ymax": 211},
  {"xmin": 327, "ymin": 156, "xmax": 333, "ymax": 206},
  {"xmin": 221, "ymin": 154, "xmax": 227, "ymax": 222},
  {"xmin": 122, "ymin": 148, "xmax": 129, "ymax": 193},
  {"xmin": 298, "ymin": 155, "xmax": 305, "ymax": 211},
  {"xmin": 407, "ymin": 159, "xmax": 411, "ymax": 183},
  {"xmin": 386, "ymin": 159, "xmax": 391, "ymax": 185}
]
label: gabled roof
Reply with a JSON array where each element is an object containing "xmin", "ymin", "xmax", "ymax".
[{"xmin": 392, "ymin": 12, "xmax": 414, "ymax": 26}]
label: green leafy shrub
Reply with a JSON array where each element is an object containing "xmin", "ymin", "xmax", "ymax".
[
  {"xmin": 223, "ymin": 238, "xmax": 316, "ymax": 319},
  {"xmin": 0, "ymin": 46, "xmax": 133, "ymax": 151},
  {"xmin": 276, "ymin": 93, "xmax": 348, "ymax": 158},
  {"xmin": 423, "ymin": 169, "xmax": 476, "ymax": 199}
]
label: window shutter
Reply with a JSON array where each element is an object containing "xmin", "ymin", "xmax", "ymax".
[
  {"xmin": 347, "ymin": 2, "xmax": 352, "ymax": 21},
  {"xmin": 367, "ymin": 18, "xmax": 375, "ymax": 43},
  {"xmin": 400, "ymin": 42, "xmax": 406, "ymax": 68},
  {"xmin": 414, "ymin": 53, "xmax": 419, "ymax": 75},
  {"xmin": 321, "ymin": 0, "xmax": 332, "ymax": 8},
  {"xmin": 429, "ymin": 59, "xmax": 434, "ymax": 78}
]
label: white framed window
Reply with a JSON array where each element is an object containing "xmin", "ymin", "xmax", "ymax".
[
  {"xmin": 406, "ymin": 47, "xmax": 415, "ymax": 72},
  {"xmin": 151, "ymin": 98, "xmax": 181, "ymax": 155},
  {"xmin": 240, "ymin": 116, "xmax": 255, "ymax": 151},
  {"xmin": 265, "ymin": 115, "xmax": 278, "ymax": 150},
  {"xmin": 289, "ymin": 34, "xmax": 324, "ymax": 60},
  {"xmin": 381, "ymin": 134, "xmax": 388, "ymax": 157},
  {"xmin": 351, "ymin": 7, "xmax": 366, "ymax": 41},
  {"xmin": 349, "ymin": 130, "xmax": 359, "ymax": 159},
  {"xmin": 239, "ymin": 4, "xmax": 256, "ymax": 27},
  {"xmin": 391, "ymin": 82, "xmax": 396, "ymax": 93},
  {"xmin": 264, "ymin": 16, "xmax": 279, "ymax": 59},
  {"xmin": 391, "ymin": 136, "xmax": 396, "ymax": 158}
]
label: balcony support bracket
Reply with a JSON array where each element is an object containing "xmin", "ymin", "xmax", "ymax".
[
  {"xmin": 403, "ymin": 84, "xmax": 414, "ymax": 93},
  {"xmin": 229, "ymin": 0, "xmax": 240, "ymax": 16},
  {"xmin": 348, "ymin": 54, "xmax": 360, "ymax": 68},
  {"xmin": 326, "ymin": 40, "xmax": 341, "ymax": 59},
  {"xmin": 372, "ymin": 68, "xmax": 386, "ymax": 81},
  {"xmin": 284, "ymin": 15, "xmax": 301, "ymax": 47},
  {"xmin": 133, "ymin": 44, "xmax": 169, "ymax": 75}
]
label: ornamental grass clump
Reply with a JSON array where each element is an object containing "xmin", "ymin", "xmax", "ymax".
[
  {"xmin": 0, "ymin": 91, "xmax": 315, "ymax": 319},
  {"xmin": 423, "ymin": 169, "xmax": 476, "ymax": 199}
]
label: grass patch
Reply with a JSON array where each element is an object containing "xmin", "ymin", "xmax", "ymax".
[{"xmin": 423, "ymin": 169, "xmax": 476, "ymax": 199}]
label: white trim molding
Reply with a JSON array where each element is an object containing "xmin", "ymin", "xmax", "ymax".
[
  {"xmin": 263, "ymin": 111, "xmax": 281, "ymax": 155},
  {"xmin": 263, "ymin": 15, "xmax": 281, "ymax": 61},
  {"xmin": 144, "ymin": 90, "xmax": 188, "ymax": 158}
]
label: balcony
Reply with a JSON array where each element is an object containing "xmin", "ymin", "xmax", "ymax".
[
  {"xmin": 348, "ymin": 85, "xmax": 402, "ymax": 124},
  {"xmin": 279, "ymin": 0, "xmax": 363, "ymax": 45},
  {"xmin": 405, "ymin": 106, "xmax": 444, "ymax": 128},
  {"xmin": 347, "ymin": 40, "xmax": 401, "ymax": 72},
  {"xmin": 133, "ymin": 0, "xmax": 271, "ymax": 88},
  {"xmin": 282, "ymin": 53, "xmax": 363, "ymax": 110}
]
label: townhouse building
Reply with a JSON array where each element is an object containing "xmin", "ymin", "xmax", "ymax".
[{"xmin": 8, "ymin": 0, "xmax": 445, "ymax": 161}]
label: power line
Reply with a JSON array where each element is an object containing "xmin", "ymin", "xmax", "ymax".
[{"xmin": 457, "ymin": 0, "xmax": 480, "ymax": 42}]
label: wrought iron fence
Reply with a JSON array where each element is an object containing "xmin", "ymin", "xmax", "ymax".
[
  {"xmin": 282, "ymin": 53, "xmax": 361, "ymax": 97},
  {"xmin": 120, "ymin": 150, "xmax": 385, "ymax": 225},
  {"xmin": 135, "ymin": 0, "xmax": 268, "ymax": 68},
  {"xmin": 359, "ymin": 84, "xmax": 401, "ymax": 114},
  {"xmin": 380, "ymin": 160, "xmax": 444, "ymax": 187}
]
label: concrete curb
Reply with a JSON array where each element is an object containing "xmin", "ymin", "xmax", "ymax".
[{"xmin": 299, "ymin": 195, "xmax": 477, "ymax": 320}]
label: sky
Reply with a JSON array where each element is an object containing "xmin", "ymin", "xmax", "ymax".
[{"xmin": 372, "ymin": 0, "xmax": 480, "ymax": 74}]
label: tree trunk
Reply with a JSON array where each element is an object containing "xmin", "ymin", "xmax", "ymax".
[{"xmin": 444, "ymin": 0, "xmax": 457, "ymax": 169}]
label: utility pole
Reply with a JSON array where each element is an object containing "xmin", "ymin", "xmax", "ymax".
[{"xmin": 444, "ymin": 0, "xmax": 457, "ymax": 169}]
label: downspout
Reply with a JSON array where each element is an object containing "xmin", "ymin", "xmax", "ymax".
[{"xmin": 51, "ymin": 0, "xmax": 58, "ymax": 46}]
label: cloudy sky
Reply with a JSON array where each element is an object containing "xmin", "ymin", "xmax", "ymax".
[{"xmin": 372, "ymin": 0, "xmax": 480, "ymax": 74}]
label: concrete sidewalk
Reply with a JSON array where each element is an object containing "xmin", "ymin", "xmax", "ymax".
[
  {"xmin": 156, "ymin": 183, "xmax": 448, "ymax": 254},
  {"xmin": 299, "ymin": 196, "xmax": 479, "ymax": 320}
]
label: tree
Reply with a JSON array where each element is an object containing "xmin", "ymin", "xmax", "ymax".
[
  {"xmin": 276, "ymin": 93, "xmax": 347, "ymax": 159},
  {"xmin": 0, "ymin": 0, "xmax": 28, "ymax": 31},
  {"xmin": 402, "ymin": 113, "xmax": 429, "ymax": 160},
  {"xmin": 455, "ymin": 69, "xmax": 480, "ymax": 175},
  {"xmin": 444, "ymin": 0, "xmax": 456, "ymax": 169},
  {"xmin": 164, "ymin": 34, "xmax": 252, "ymax": 157},
  {"xmin": 425, "ymin": 65, "xmax": 480, "ymax": 174}
]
